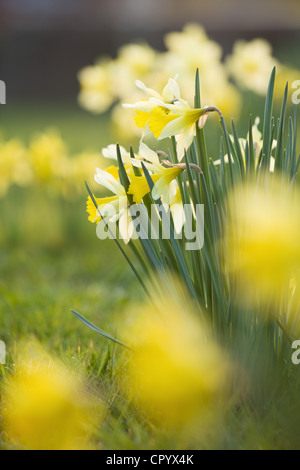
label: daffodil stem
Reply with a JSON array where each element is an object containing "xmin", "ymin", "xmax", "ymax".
[
  {"xmin": 162, "ymin": 160, "xmax": 202, "ymax": 174},
  {"xmin": 202, "ymin": 106, "xmax": 223, "ymax": 117}
]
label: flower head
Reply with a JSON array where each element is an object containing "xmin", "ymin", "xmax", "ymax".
[
  {"xmin": 225, "ymin": 179, "xmax": 300, "ymax": 306},
  {"xmin": 121, "ymin": 282, "xmax": 229, "ymax": 429},
  {"xmin": 87, "ymin": 165, "xmax": 135, "ymax": 244},
  {"xmin": 124, "ymin": 78, "xmax": 214, "ymax": 160},
  {"xmin": 226, "ymin": 39, "xmax": 278, "ymax": 95},
  {"xmin": 2, "ymin": 345, "xmax": 98, "ymax": 450}
]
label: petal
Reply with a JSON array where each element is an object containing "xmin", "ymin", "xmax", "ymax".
[
  {"xmin": 123, "ymin": 100, "xmax": 157, "ymax": 113},
  {"xmin": 158, "ymin": 115, "xmax": 190, "ymax": 140},
  {"xmin": 175, "ymin": 125, "xmax": 196, "ymax": 160},
  {"xmin": 139, "ymin": 142, "xmax": 160, "ymax": 165},
  {"xmin": 95, "ymin": 168, "xmax": 124, "ymax": 195},
  {"xmin": 148, "ymin": 108, "xmax": 178, "ymax": 139},
  {"xmin": 119, "ymin": 210, "xmax": 133, "ymax": 244},
  {"xmin": 135, "ymin": 80, "xmax": 162, "ymax": 99},
  {"xmin": 171, "ymin": 202, "xmax": 185, "ymax": 235},
  {"xmin": 102, "ymin": 144, "xmax": 129, "ymax": 162},
  {"xmin": 134, "ymin": 110, "xmax": 151, "ymax": 128}
]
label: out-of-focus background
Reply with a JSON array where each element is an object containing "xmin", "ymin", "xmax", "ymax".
[
  {"xmin": 1, "ymin": 0, "xmax": 300, "ymax": 139},
  {"xmin": 0, "ymin": 1, "xmax": 299, "ymax": 361}
]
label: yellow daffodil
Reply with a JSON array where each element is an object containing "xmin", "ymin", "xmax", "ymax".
[
  {"xmin": 226, "ymin": 39, "xmax": 278, "ymax": 95},
  {"xmin": 78, "ymin": 60, "xmax": 114, "ymax": 113},
  {"xmin": 124, "ymin": 78, "xmax": 215, "ymax": 160},
  {"xmin": 129, "ymin": 142, "xmax": 184, "ymax": 200},
  {"xmin": 29, "ymin": 130, "xmax": 70, "ymax": 186},
  {"xmin": 2, "ymin": 345, "xmax": 99, "ymax": 450},
  {"xmin": 121, "ymin": 283, "xmax": 229, "ymax": 429},
  {"xmin": 87, "ymin": 166, "xmax": 134, "ymax": 244}
]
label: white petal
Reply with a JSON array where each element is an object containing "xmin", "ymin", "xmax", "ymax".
[
  {"xmin": 123, "ymin": 100, "xmax": 157, "ymax": 112},
  {"xmin": 119, "ymin": 210, "xmax": 133, "ymax": 244},
  {"xmin": 94, "ymin": 168, "xmax": 124, "ymax": 195},
  {"xmin": 171, "ymin": 203, "xmax": 185, "ymax": 235},
  {"xmin": 175, "ymin": 125, "xmax": 196, "ymax": 161},
  {"xmin": 152, "ymin": 177, "xmax": 169, "ymax": 200},
  {"xmin": 158, "ymin": 116, "xmax": 190, "ymax": 140},
  {"xmin": 102, "ymin": 144, "xmax": 129, "ymax": 162},
  {"xmin": 139, "ymin": 142, "xmax": 160, "ymax": 165},
  {"xmin": 135, "ymin": 80, "xmax": 162, "ymax": 99}
]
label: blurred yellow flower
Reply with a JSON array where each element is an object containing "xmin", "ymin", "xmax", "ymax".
[
  {"xmin": 78, "ymin": 61, "xmax": 114, "ymax": 113},
  {"xmin": 226, "ymin": 39, "xmax": 278, "ymax": 95},
  {"xmin": 117, "ymin": 43, "xmax": 157, "ymax": 77},
  {"xmin": 29, "ymin": 130, "xmax": 70, "ymax": 186},
  {"xmin": 275, "ymin": 65, "xmax": 300, "ymax": 102},
  {"xmin": 225, "ymin": 180, "xmax": 300, "ymax": 306},
  {"xmin": 0, "ymin": 138, "xmax": 32, "ymax": 196},
  {"xmin": 165, "ymin": 23, "xmax": 222, "ymax": 74},
  {"xmin": 121, "ymin": 290, "xmax": 228, "ymax": 429},
  {"xmin": 2, "ymin": 347, "xmax": 99, "ymax": 450}
]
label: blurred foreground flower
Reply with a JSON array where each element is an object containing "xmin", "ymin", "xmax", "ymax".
[
  {"xmin": 0, "ymin": 138, "xmax": 32, "ymax": 196},
  {"xmin": 2, "ymin": 346, "xmax": 99, "ymax": 450},
  {"xmin": 225, "ymin": 180, "xmax": 300, "ymax": 306},
  {"xmin": 121, "ymin": 289, "xmax": 229, "ymax": 429}
]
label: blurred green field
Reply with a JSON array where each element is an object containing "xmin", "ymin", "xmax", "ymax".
[{"xmin": 0, "ymin": 103, "xmax": 113, "ymax": 153}]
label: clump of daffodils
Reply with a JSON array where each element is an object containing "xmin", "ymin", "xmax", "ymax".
[
  {"xmin": 2, "ymin": 344, "xmax": 100, "ymax": 450},
  {"xmin": 78, "ymin": 23, "xmax": 299, "ymax": 140},
  {"xmin": 120, "ymin": 285, "xmax": 229, "ymax": 430},
  {"xmin": 86, "ymin": 133, "xmax": 190, "ymax": 243}
]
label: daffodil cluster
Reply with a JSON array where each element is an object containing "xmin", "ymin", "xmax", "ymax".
[
  {"xmin": 78, "ymin": 23, "xmax": 299, "ymax": 140},
  {"xmin": 0, "ymin": 130, "xmax": 103, "ymax": 199},
  {"xmin": 86, "ymin": 138, "xmax": 187, "ymax": 244}
]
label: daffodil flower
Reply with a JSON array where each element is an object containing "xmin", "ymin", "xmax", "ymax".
[
  {"xmin": 124, "ymin": 78, "xmax": 221, "ymax": 160},
  {"xmin": 128, "ymin": 142, "xmax": 185, "ymax": 234},
  {"xmin": 129, "ymin": 142, "xmax": 184, "ymax": 200},
  {"xmin": 87, "ymin": 167, "xmax": 134, "ymax": 244}
]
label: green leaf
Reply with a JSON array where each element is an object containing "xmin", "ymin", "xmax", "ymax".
[
  {"xmin": 262, "ymin": 67, "xmax": 276, "ymax": 169},
  {"xmin": 71, "ymin": 310, "xmax": 133, "ymax": 350}
]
